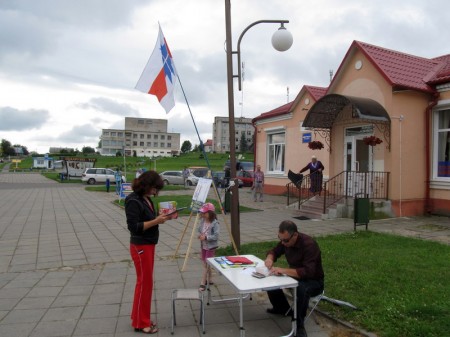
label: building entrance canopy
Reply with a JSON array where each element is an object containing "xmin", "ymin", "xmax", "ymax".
[{"xmin": 303, "ymin": 94, "xmax": 391, "ymax": 150}]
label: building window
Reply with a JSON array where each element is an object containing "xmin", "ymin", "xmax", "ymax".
[
  {"xmin": 103, "ymin": 131, "xmax": 110, "ymax": 136},
  {"xmin": 161, "ymin": 135, "xmax": 165, "ymax": 140},
  {"xmin": 147, "ymin": 142, "xmax": 151, "ymax": 146},
  {"xmin": 140, "ymin": 142, "xmax": 144, "ymax": 146},
  {"xmin": 118, "ymin": 132, "xmax": 123, "ymax": 137},
  {"xmin": 111, "ymin": 132, "xmax": 117, "ymax": 137},
  {"xmin": 168, "ymin": 135, "xmax": 172, "ymax": 140},
  {"xmin": 154, "ymin": 135, "xmax": 158, "ymax": 139},
  {"xmin": 160, "ymin": 143, "xmax": 165, "ymax": 148},
  {"xmin": 138, "ymin": 119, "xmax": 144, "ymax": 124},
  {"xmin": 147, "ymin": 134, "xmax": 151, "ymax": 139},
  {"xmin": 434, "ymin": 108, "xmax": 450, "ymax": 179},
  {"xmin": 154, "ymin": 142, "xmax": 158, "ymax": 147},
  {"xmin": 167, "ymin": 143, "xmax": 171, "ymax": 148},
  {"xmin": 133, "ymin": 134, "xmax": 137, "ymax": 139},
  {"xmin": 133, "ymin": 141, "xmax": 137, "ymax": 146},
  {"xmin": 140, "ymin": 134, "xmax": 144, "ymax": 139},
  {"xmin": 103, "ymin": 140, "xmax": 110, "ymax": 146},
  {"xmin": 267, "ymin": 132, "xmax": 285, "ymax": 173}
]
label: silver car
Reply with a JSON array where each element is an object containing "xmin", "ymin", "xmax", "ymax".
[
  {"xmin": 81, "ymin": 168, "xmax": 125, "ymax": 185},
  {"xmin": 160, "ymin": 171, "xmax": 185, "ymax": 185}
]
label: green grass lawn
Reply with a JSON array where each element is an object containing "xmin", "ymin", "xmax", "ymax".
[
  {"xmin": 115, "ymin": 194, "xmax": 257, "ymax": 215},
  {"xmin": 22, "ymin": 152, "xmax": 253, "ymax": 183},
  {"xmin": 217, "ymin": 232, "xmax": 450, "ymax": 337}
]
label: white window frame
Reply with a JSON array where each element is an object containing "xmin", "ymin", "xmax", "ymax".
[
  {"xmin": 266, "ymin": 128, "xmax": 286, "ymax": 174},
  {"xmin": 432, "ymin": 106, "xmax": 450, "ymax": 184}
]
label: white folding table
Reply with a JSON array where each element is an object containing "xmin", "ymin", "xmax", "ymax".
[{"xmin": 207, "ymin": 255, "xmax": 298, "ymax": 337}]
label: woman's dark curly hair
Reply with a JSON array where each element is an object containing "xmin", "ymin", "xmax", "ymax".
[{"xmin": 131, "ymin": 170, "xmax": 164, "ymax": 196}]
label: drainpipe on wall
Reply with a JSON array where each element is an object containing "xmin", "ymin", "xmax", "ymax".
[
  {"xmin": 425, "ymin": 92, "xmax": 440, "ymax": 214},
  {"xmin": 252, "ymin": 122, "xmax": 257, "ymax": 171}
]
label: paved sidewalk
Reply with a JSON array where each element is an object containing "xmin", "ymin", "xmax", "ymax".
[{"xmin": 0, "ymin": 173, "xmax": 448, "ymax": 337}]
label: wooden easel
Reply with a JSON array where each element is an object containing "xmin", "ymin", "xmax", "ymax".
[{"xmin": 173, "ymin": 174, "xmax": 239, "ymax": 271}]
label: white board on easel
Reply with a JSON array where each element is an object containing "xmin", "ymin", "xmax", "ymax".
[
  {"xmin": 180, "ymin": 177, "xmax": 213, "ymax": 271},
  {"xmin": 190, "ymin": 178, "xmax": 212, "ymax": 211}
]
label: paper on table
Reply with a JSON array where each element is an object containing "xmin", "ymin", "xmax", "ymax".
[{"xmin": 240, "ymin": 267, "xmax": 256, "ymax": 275}]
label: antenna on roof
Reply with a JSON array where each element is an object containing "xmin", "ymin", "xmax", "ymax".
[
  {"xmin": 329, "ymin": 69, "xmax": 334, "ymax": 83},
  {"xmin": 287, "ymin": 86, "xmax": 289, "ymax": 103},
  {"xmin": 240, "ymin": 62, "xmax": 245, "ymax": 117}
]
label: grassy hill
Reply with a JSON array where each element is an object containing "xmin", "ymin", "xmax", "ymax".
[{"xmin": 13, "ymin": 152, "xmax": 254, "ymax": 182}]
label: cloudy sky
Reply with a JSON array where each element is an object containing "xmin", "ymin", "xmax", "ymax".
[{"xmin": 1, "ymin": 0, "xmax": 449, "ymax": 154}]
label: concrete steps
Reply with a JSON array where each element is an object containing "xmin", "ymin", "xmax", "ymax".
[{"xmin": 293, "ymin": 195, "xmax": 343, "ymax": 220}]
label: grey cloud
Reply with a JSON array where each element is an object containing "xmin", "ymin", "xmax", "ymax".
[
  {"xmin": 0, "ymin": 0, "xmax": 149, "ymax": 29},
  {"xmin": 77, "ymin": 97, "xmax": 139, "ymax": 116},
  {"xmin": 0, "ymin": 11, "xmax": 58, "ymax": 60},
  {"xmin": 57, "ymin": 124, "xmax": 100, "ymax": 143},
  {"xmin": 0, "ymin": 106, "xmax": 50, "ymax": 131}
]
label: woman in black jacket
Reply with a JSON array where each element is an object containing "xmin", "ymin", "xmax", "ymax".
[{"xmin": 125, "ymin": 170, "xmax": 169, "ymax": 334}]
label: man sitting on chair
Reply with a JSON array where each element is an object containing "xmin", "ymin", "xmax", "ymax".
[{"xmin": 264, "ymin": 220, "xmax": 324, "ymax": 337}]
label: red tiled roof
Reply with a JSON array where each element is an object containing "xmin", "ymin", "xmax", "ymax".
[
  {"xmin": 252, "ymin": 100, "xmax": 294, "ymax": 123},
  {"xmin": 252, "ymin": 85, "xmax": 327, "ymax": 123},
  {"xmin": 306, "ymin": 85, "xmax": 327, "ymax": 101},
  {"xmin": 428, "ymin": 54, "xmax": 450, "ymax": 84},
  {"xmin": 204, "ymin": 139, "xmax": 213, "ymax": 146},
  {"xmin": 353, "ymin": 41, "xmax": 441, "ymax": 93}
]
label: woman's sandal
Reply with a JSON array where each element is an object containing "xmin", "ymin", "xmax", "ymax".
[
  {"xmin": 134, "ymin": 324, "xmax": 158, "ymax": 334},
  {"xmin": 198, "ymin": 284, "xmax": 206, "ymax": 291}
]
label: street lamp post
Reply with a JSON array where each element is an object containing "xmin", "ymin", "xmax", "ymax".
[{"xmin": 224, "ymin": 0, "xmax": 293, "ymax": 249}]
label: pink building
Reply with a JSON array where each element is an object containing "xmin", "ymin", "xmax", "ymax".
[{"xmin": 253, "ymin": 41, "xmax": 450, "ymax": 218}]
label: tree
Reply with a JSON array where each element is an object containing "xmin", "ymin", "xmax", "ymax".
[
  {"xmin": 82, "ymin": 146, "xmax": 95, "ymax": 155},
  {"xmin": 116, "ymin": 151, "xmax": 122, "ymax": 157},
  {"xmin": 181, "ymin": 140, "xmax": 192, "ymax": 154},
  {"xmin": 239, "ymin": 132, "xmax": 248, "ymax": 153},
  {"xmin": 1, "ymin": 139, "xmax": 15, "ymax": 156}
]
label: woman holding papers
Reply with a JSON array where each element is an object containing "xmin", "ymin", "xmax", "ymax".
[
  {"xmin": 125, "ymin": 171, "xmax": 170, "ymax": 334},
  {"xmin": 197, "ymin": 203, "xmax": 220, "ymax": 291}
]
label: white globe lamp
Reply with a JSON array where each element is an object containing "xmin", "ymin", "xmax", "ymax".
[{"xmin": 271, "ymin": 24, "xmax": 293, "ymax": 52}]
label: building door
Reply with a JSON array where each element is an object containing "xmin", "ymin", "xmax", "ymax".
[{"xmin": 344, "ymin": 126, "xmax": 373, "ymax": 196}]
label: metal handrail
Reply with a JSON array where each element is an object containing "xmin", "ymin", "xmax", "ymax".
[{"xmin": 287, "ymin": 170, "xmax": 390, "ymax": 213}]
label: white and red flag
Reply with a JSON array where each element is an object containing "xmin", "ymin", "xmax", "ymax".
[{"xmin": 135, "ymin": 25, "xmax": 177, "ymax": 113}]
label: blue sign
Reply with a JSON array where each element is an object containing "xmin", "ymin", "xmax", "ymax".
[
  {"xmin": 119, "ymin": 183, "xmax": 133, "ymax": 199},
  {"xmin": 302, "ymin": 133, "xmax": 312, "ymax": 143}
]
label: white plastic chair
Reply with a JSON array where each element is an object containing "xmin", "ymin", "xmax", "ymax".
[{"xmin": 171, "ymin": 289, "xmax": 205, "ymax": 334}]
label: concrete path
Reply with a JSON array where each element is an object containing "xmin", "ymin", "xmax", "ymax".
[{"xmin": 0, "ymin": 173, "xmax": 448, "ymax": 337}]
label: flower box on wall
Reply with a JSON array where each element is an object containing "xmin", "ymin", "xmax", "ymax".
[
  {"xmin": 308, "ymin": 141, "xmax": 324, "ymax": 150},
  {"xmin": 363, "ymin": 136, "xmax": 383, "ymax": 146}
]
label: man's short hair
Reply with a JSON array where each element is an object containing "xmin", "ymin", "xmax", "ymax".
[{"xmin": 278, "ymin": 220, "xmax": 298, "ymax": 235}]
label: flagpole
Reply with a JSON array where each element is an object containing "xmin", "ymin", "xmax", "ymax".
[
  {"xmin": 175, "ymin": 73, "xmax": 239, "ymax": 255},
  {"xmin": 175, "ymin": 73, "xmax": 212, "ymax": 170}
]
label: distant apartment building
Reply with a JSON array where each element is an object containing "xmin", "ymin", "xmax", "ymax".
[
  {"xmin": 100, "ymin": 117, "xmax": 180, "ymax": 157},
  {"xmin": 213, "ymin": 116, "xmax": 254, "ymax": 153},
  {"xmin": 49, "ymin": 147, "xmax": 75, "ymax": 154}
]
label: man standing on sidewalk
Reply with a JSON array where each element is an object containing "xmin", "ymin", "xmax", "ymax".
[
  {"xmin": 252, "ymin": 164, "xmax": 265, "ymax": 202},
  {"xmin": 182, "ymin": 167, "xmax": 189, "ymax": 187},
  {"xmin": 265, "ymin": 220, "xmax": 324, "ymax": 337}
]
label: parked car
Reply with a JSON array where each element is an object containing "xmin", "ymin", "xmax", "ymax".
[
  {"xmin": 187, "ymin": 166, "xmax": 209, "ymax": 178},
  {"xmin": 159, "ymin": 171, "xmax": 185, "ymax": 185},
  {"xmin": 224, "ymin": 160, "xmax": 254, "ymax": 171},
  {"xmin": 184, "ymin": 166, "xmax": 209, "ymax": 186},
  {"xmin": 212, "ymin": 171, "xmax": 244, "ymax": 188},
  {"xmin": 81, "ymin": 168, "xmax": 125, "ymax": 185},
  {"xmin": 237, "ymin": 170, "xmax": 254, "ymax": 187}
]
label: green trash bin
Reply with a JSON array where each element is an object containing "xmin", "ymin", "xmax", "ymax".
[
  {"xmin": 354, "ymin": 194, "xmax": 369, "ymax": 231},
  {"xmin": 224, "ymin": 189, "xmax": 231, "ymax": 213}
]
